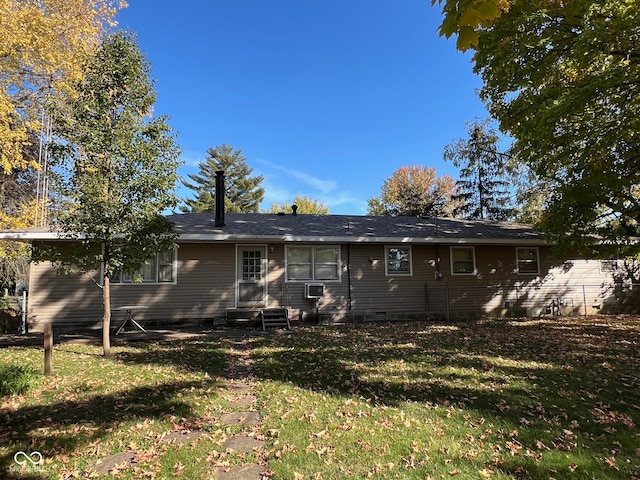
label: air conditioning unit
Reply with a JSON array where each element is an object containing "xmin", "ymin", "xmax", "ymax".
[{"xmin": 305, "ymin": 283, "xmax": 325, "ymax": 299}]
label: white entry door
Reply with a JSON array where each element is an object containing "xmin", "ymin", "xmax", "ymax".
[{"xmin": 237, "ymin": 246, "xmax": 267, "ymax": 307}]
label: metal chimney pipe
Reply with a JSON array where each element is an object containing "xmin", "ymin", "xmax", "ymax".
[{"xmin": 214, "ymin": 170, "xmax": 225, "ymax": 227}]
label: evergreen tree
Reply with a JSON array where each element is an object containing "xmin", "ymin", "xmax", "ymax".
[
  {"xmin": 182, "ymin": 144, "xmax": 264, "ymax": 213},
  {"xmin": 443, "ymin": 119, "xmax": 513, "ymax": 220}
]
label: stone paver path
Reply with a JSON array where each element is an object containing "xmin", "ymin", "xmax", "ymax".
[
  {"xmin": 213, "ymin": 335, "xmax": 268, "ymax": 479},
  {"xmin": 91, "ymin": 451, "xmax": 136, "ymax": 475},
  {"xmin": 90, "ymin": 333, "xmax": 270, "ymax": 479}
]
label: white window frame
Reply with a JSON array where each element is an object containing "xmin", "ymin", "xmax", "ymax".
[
  {"xmin": 111, "ymin": 249, "xmax": 178, "ymax": 285},
  {"xmin": 450, "ymin": 246, "xmax": 476, "ymax": 275},
  {"xmin": 285, "ymin": 245, "xmax": 341, "ymax": 282},
  {"xmin": 385, "ymin": 245, "xmax": 413, "ymax": 276},
  {"xmin": 516, "ymin": 247, "xmax": 540, "ymax": 275},
  {"xmin": 599, "ymin": 254, "xmax": 619, "ymax": 273}
]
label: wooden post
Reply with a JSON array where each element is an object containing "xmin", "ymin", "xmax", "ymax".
[{"xmin": 44, "ymin": 323, "xmax": 52, "ymax": 376}]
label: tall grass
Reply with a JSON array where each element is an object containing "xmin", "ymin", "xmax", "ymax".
[{"xmin": 0, "ymin": 364, "xmax": 41, "ymax": 397}]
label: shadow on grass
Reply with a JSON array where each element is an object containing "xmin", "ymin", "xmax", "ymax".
[
  {"xmin": 248, "ymin": 318, "xmax": 640, "ymax": 476},
  {"xmin": 109, "ymin": 336, "xmax": 231, "ymax": 377},
  {"xmin": 0, "ymin": 380, "xmax": 213, "ymax": 474}
]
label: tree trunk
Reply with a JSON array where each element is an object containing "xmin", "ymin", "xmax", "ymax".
[{"xmin": 102, "ymin": 274, "xmax": 111, "ymax": 357}]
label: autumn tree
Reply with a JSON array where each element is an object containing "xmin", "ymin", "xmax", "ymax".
[
  {"xmin": 434, "ymin": 1, "xmax": 640, "ymax": 256},
  {"xmin": 0, "ymin": 0, "xmax": 125, "ymax": 176},
  {"xmin": 34, "ymin": 32, "xmax": 181, "ymax": 357},
  {"xmin": 266, "ymin": 195, "xmax": 329, "ymax": 214},
  {"xmin": 367, "ymin": 165, "xmax": 459, "ymax": 217},
  {"xmin": 443, "ymin": 119, "xmax": 513, "ymax": 220},
  {"xmin": 431, "ymin": 0, "xmax": 510, "ymax": 51},
  {"xmin": 181, "ymin": 144, "xmax": 264, "ymax": 213}
]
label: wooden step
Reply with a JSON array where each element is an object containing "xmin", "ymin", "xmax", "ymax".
[{"xmin": 260, "ymin": 308, "xmax": 290, "ymax": 331}]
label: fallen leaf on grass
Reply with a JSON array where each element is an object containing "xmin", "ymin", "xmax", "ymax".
[{"xmin": 605, "ymin": 456, "xmax": 619, "ymax": 470}]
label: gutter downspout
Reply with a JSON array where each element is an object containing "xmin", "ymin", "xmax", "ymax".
[{"xmin": 346, "ymin": 243, "xmax": 352, "ymax": 311}]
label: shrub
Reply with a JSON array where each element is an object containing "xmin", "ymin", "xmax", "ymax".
[
  {"xmin": 0, "ymin": 364, "xmax": 41, "ymax": 397},
  {"xmin": 0, "ymin": 307, "xmax": 22, "ymax": 333}
]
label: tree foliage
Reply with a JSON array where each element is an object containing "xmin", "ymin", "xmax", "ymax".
[
  {"xmin": 0, "ymin": 0, "xmax": 125, "ymax": 175},
  {"xmin": 443, "ymin": 119, "xmax": 514, "ymax": 220},
  {"xmin": 469, "ymin": 1, "xmax": 640, "ymax": 256},
  {"xmin": 34, "ymin": 32, "xmax": 181, "ymax": 356},
  {"xmin": 266, "ymin": 194, "xmax": 329, "ymax": 214},
  {"xmin": 181, "ymin": 144, "xmax": 264, "ymax": 213},
  {"xmin": 431, "ymin": 0, "xmax": 510, "ymax": 50},
  {"xmin": 367, "ymin": 165, "xmax": 459, "ymax": 217}
]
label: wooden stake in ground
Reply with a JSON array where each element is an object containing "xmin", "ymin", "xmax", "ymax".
[{"xmin": 44, "ymin": 323, "xmax": 52, "ymax": 376}]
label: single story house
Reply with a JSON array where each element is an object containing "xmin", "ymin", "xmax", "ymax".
[{"xmin": 2, "ymin": 204, "xmax": 639, "ymax": 331}]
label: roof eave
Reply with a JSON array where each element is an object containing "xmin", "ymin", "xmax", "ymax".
[{"xmin": 177, "ymin": 233, "xmax": 549, "ymax": 245}]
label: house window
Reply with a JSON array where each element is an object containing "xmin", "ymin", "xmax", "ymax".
[
  {"xmin": 451, "ymin": 246, "xmax": 475, "ymax": 274},
  {"xmin": 286, "ymin": 246, "xmax": 340, "ymax": 281},
  {"xmin": 111, "ymin": 250, "xmax": 176, "ymax": 284},
  {"xmin": 385, "ymin": 246, "xmax": 412, "ymax": 275},
  {"xmin": 516, "ymin": 247, "xmax": 539, "ymax": 274},
  {"xmin": 600, "ymin": 254, "xmax": 619, "ymax": 273}
]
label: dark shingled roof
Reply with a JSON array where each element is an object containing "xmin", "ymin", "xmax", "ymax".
[{"xmin": 167, "ymin": 212, "xmax": 546, "ymax": 244}]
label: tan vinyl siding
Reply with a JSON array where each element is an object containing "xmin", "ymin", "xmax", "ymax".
[
  {"xmin": 347, "ymin": 244, "xmax": 432, "ymax": 314},
  {"xmin": 28, "ymin": 262, "xmax": 103, "ymax": 329},
  {"xmin": 25, "ymin": 241, "xmax": 638, "ymax": 329},
  {"xmin": 27, "ymin": 242, "xmax": 237, "ymax": 329}
]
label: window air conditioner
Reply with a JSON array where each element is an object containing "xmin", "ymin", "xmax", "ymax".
[{"xmin": 305, "ymin": 283, "xmax": 325, "ymax": 299}]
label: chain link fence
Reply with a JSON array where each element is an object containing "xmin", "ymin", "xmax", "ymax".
[{"xmin": 423, "ymin": 282, "xmax": 640, "ymax": 320}]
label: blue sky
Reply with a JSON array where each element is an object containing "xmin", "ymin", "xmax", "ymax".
[{"xmin": 116, "ymin": 1, "xmax": 489, "ymax": 214}]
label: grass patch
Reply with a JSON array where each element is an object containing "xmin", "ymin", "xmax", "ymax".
[
  {"xmin": 0, "ymin": 364, "xmax": 41, "ymax": 397},
  {"xmin": 0, "ymin": 316, "xmax": 639, "ymax": 479}
]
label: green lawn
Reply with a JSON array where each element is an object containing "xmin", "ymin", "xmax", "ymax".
[{"xmin": 1, "ymin": 316, "xmax": 639, "ymax": 479}]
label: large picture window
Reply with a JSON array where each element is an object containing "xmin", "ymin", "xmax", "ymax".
[
  {"xmin": 286, "ymin": 246, "xmax": 340, "ymax": 281},
  {"xmin": 111, "ymin": 250, "xmax": 177, "ymax": 284},
  {"xmin": 516, "ymin": 247, "xmax": 539, "ymax": 274},
  {"xmin": 451, "ymin": 246, "xmax": 475, "ymax": 274},
  {"xmin": 385, "ymin": 246, "xmax": 412, "ymax": 275}
]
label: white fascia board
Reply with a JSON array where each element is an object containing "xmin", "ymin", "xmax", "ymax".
[
  {"xmin": 177, "ymin": 233, "xmax": 549, "ymax": 245},
  {"xmin": 0, "ymin": 232, "xmax": 62, "ymax": 241}
]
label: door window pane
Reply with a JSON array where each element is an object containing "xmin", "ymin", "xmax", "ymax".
[{"xmin": 242, "ymin": 250, "xmax": 262, "ymax": 280}]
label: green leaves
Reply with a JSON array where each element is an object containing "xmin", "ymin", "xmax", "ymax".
[
  {"xmin": 432, "ymin": 0, "xmax": 509, "ymax": 51},
  {"xmin": 468, "ymin": 0, "xmax": 640, "ymax": 256}
]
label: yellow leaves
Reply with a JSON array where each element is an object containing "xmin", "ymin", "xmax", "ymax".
[
  {"xmin": 0, "ymin": 0, "xmax": 126, "ymax": 175},
  {"xmin": 432, "ymin": 0, "xmax": 511, "ymax": 51}
]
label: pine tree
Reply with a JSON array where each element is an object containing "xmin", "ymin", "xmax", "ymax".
[
  {"xmin": 182, "ymin": 144, "xmax": 264, "ymax": 213},
  {"xmin": 444, "ymin": 119, "xmax": 513, "ymax": 220}
]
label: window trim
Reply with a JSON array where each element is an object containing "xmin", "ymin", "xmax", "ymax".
[
  {"xmin": 516, "ymin": 247, "xmax": 540, "ymax": 275},
  {"xmin": 450, "ymin": 246, "xmax": 476, "ymax": 275},
  {"xmin": 285, "ymin": 245, "xmax": 341, "ymax": 282},
  {"xmin": 110, "ymin": 249, "xmax": 178, "ymax": 285},
  {"xmin": 384, "ymin": 245, "xmax": 413, "ymax": 276},
  {"xmin": 599, "ymin": 254, "xmax": 619, "ymax": 273}
]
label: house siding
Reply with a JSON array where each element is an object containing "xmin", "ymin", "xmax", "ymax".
[
  {"xmin": 24, "ymin": 241, "xmax": 638, "ymax": 330},
  {"xmin": 27, "ymin": 242, "xmax": 238, "ymax": 330}
]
